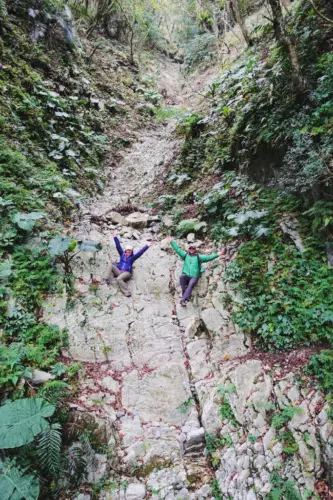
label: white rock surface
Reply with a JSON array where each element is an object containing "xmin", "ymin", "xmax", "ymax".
[
  {"xmin": 125, "ymin": 483, "xmax": 146, "ymax": 500},
  {"xmin": 26, "ymin": 369, "xmax": 55, "ymax": 385},
  {"xmin": 125, "ymin": 212, "xmax": 149, "ymax": 228}
]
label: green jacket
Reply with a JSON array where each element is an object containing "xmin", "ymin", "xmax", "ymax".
[{"xmin": 171, "ymin": 240, "xmax": 219, "ymax": 278}]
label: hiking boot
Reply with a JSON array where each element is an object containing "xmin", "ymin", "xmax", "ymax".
[{"xmin": 180, "ymin": 299, "xmax": 188, "ymax": 307}]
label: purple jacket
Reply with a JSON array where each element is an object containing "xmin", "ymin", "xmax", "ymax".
[{"xmin": 114, "ymin": 237, "xmax": 148, "ymax": 273}]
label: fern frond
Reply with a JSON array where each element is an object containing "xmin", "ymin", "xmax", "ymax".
[
  {"xmin": 79, "ymin": 432, "xmax": 95, "ymax": 469},
  {"xmin": 38, "ymin": 381, "xmax": 69, "ymax": 406},
  {"xmin": 65, "ymin": 444, "xmax": 87, "ymax": 488},
  {"xmin": 37, "ymin": 423, "xmax": 62, "ymax": 478}
]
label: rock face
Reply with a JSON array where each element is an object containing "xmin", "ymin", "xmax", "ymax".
[{"xmin": 43, "ymin": 124, "xmax": 332, "ymax": 499}]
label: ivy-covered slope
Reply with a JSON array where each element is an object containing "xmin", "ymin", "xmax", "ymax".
[{"xmin": 155, "ymin": 1, "xmax": 333, "ymax": 401}]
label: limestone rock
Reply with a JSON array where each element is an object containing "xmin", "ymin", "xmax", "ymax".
[
  {"xmin": 125, "ymin": 483, "xmax": 146, "ymax": 500},
  {"xmin": 161, "ymin": 237, "xmax": 173, "ymax": 252},
  {"xmin": 280, "ymin": 218, "xmax": 305, "ymax": 253},
  {"xmin": 105, "ymin": 210, "xmax": 126, "ymax": 225},
  {"xmin": 185, "ymin": 316, "xmax": 204, "ymax": 339},
  {"xmin": 87, "ymin": 453, "xmax": 108, "ymax": 482},
  {"xmin": 135, "ymin": 103, "xmax": 155, "ymax": 115},
  {"xmin": 122, "ymin": 364, "xmax": 191, "ymax": 425},
  {"xmin": 125, "ymin": 212, "xmax": 149, "ymax": 228},
  {"xmin": 101, "ymin": 376, "xmax": 120, "ymax": 392},
  {"xmin": 201, "ymin": 308, "xmax": 224, "ymax": 333},
  {"xmin": 42, "ymin": 117, "xmax": 331, "ymax": 499},
  {"xmin": 162, "ymin": 215, "xmax": 174, "ymax": 228},
  {"xmin": 184, "ymin": 427, "xmax": 205, "ymax": 453},
  {"xmin": 26, "ymin": 368, "xmax": 54, "ymax": 385}
]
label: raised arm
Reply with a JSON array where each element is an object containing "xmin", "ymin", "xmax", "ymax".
[
  {"xmin": 114, "ymin": 236, "xmax": 123, "ymax": 256},
  {"xmin": 199, "ymin": 252, "xmax": 219, "ymax": 263},
  {"xmin": 199, "ymin": 249, "xmax": 227, "ymax": 263},
  {"xmin": 132, "ymin": 245, "xmax": 149, "ymax": 262},
  {"xmin": 170, "ymin": 240, "xmax": 187, "ymax": 260}
]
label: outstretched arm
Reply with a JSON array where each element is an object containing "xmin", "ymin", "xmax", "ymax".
[
  {"xmin": 132, "ymin": 244, "xmax": 149, "ymax": 261},
  {"xmin": 114, "ymin": 236, "xmax": 123, "ymax": 256},
  {"xmin": 170, "ymin": 239, "xmax": 187, "ymax": 260},
  {"xmin": 199, "ymin": 250, "xmax": 227, "ymax": 263},
  {"xmin": 199, "ymin": 252, "xmax": 219, "ymax": 263}
]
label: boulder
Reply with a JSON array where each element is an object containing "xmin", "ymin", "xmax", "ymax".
[
  {"xmin": 201, "ymin": 308, "xmax": 224, "ymax": 333},
  {"xmin": 187, "ymin": 233, "xmax": 195, "ymax": 243},
  {"xmin": 161, "ymin": 237, "xmax": 173, "ymax": 252},
  {"xmin": 125, "ymin": 212, "xmax": 149, "ymax": 228},
  {"xmin": 280, "ymin": 218, "xmax": 305, "ymax": 253},
  {"xmin": 184, "ymin": 427, "xmax": 205, "ymax": 453},
  {"xmin": 126, "ymin": 483, "xmax": 146, "ymax": 500},
  {"xmin": 135, "ymin": 103, "xmax": 155, "ymax": 115},
  {"xmin": 26, "ymin": 369, "xmax": 54, "ymax": 385},
  {"xmin": 185, "ymin": 316, "xmax": 207, "ymax": 340},
  {"xmin": 105, "ymin": 210, "xmax": 127, "ymax": 225},
  {"xmin": 148, "ymin": 215, "xmax": 161, "ymax": 224},
  {"xmin": 162, "ymin": 215, "xmax": 174, "ymax": 228}
]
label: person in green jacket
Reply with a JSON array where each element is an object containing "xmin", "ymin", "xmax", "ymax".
[{"xmin": 168, "ymin": 237, "xmax": 227, "ymax": 306}]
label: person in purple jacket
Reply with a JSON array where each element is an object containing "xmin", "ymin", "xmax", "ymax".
[{"xmin": 104, "ymin": 232, "xmax": 151, "ymax": 296}]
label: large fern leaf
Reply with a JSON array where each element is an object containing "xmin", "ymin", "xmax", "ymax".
[
  {"xmin": 38, "ymin": 380, "xmax": 69, "ymax": 406},
  {"xmin": 37, "ymin": 423, "xmax": 62, "ymax": 478},
  {"xmin": 0, "ymin": 460, "xmax": 39, "ymax": 500},
  {"xmin": 0, "ymin": 398, "xmax": 55, "ymax": 449}
]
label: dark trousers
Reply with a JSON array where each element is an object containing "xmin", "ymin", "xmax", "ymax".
[{"xmin": 180, "ymin": 274, "xmax": 199, "ymax": 301}]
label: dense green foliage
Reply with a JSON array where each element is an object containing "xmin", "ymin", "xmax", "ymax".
[
  {"xmin": 305, "ymin": 350, "xmax": 333, "ymax": 404},
  {"xmin": 183, "ymin": 32, "xmax": 217, "ymax": 73},
  {"xmin": 170, "ymin": 1, "xmax": 333, "ymax": 198},
  {"xmin": 0, "ymin": 459, "xmax": 40, "ymax": 500},
  {"xmin": 225, "ymin": 231, "xmax": 333, "ymax": 351}
]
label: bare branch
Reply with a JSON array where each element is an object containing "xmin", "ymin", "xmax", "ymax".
[{"xmin": 309, "ymin": 0, "xmax": 333, "ymax": 25}]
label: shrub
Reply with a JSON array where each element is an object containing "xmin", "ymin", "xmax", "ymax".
[
  {"xmin": 305, "ymin": 350, "xmax": 333, "ymax": 398},
  {"xmin": 183, "ymin": 33, "xmax": 217, "ymax": 73},
  {"xmin": 176, "ymin": 218, "xmax": 207, "ymax": 237},
  {"xmin": 227, "ymin": 238, "xmax": 333, "ymax": 351}
]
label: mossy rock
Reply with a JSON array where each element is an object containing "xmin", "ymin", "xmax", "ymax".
[{"xmin": 64, "ymin": 411, "xmax": 111, "ymax": 446}]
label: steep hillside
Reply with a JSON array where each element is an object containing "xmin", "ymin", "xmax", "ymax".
[{"xmin": 0, "ymin": 0, "xmax": 333, "ymax": 499}]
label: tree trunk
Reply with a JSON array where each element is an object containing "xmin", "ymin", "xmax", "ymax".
[
  {"xmin": 230, "ymin": 0, "xmax": 251, "ymax": 46},
  {"xmin": 267, "ymin": 0, "xmax": 304, "ymax": 92},
  {"xmin": 129, "ymin": 25, "xmax": 135, "ymax": 65},
  {"xmin": 268, "ymin": 0, "xmax": 285, "ymax": 40}
]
